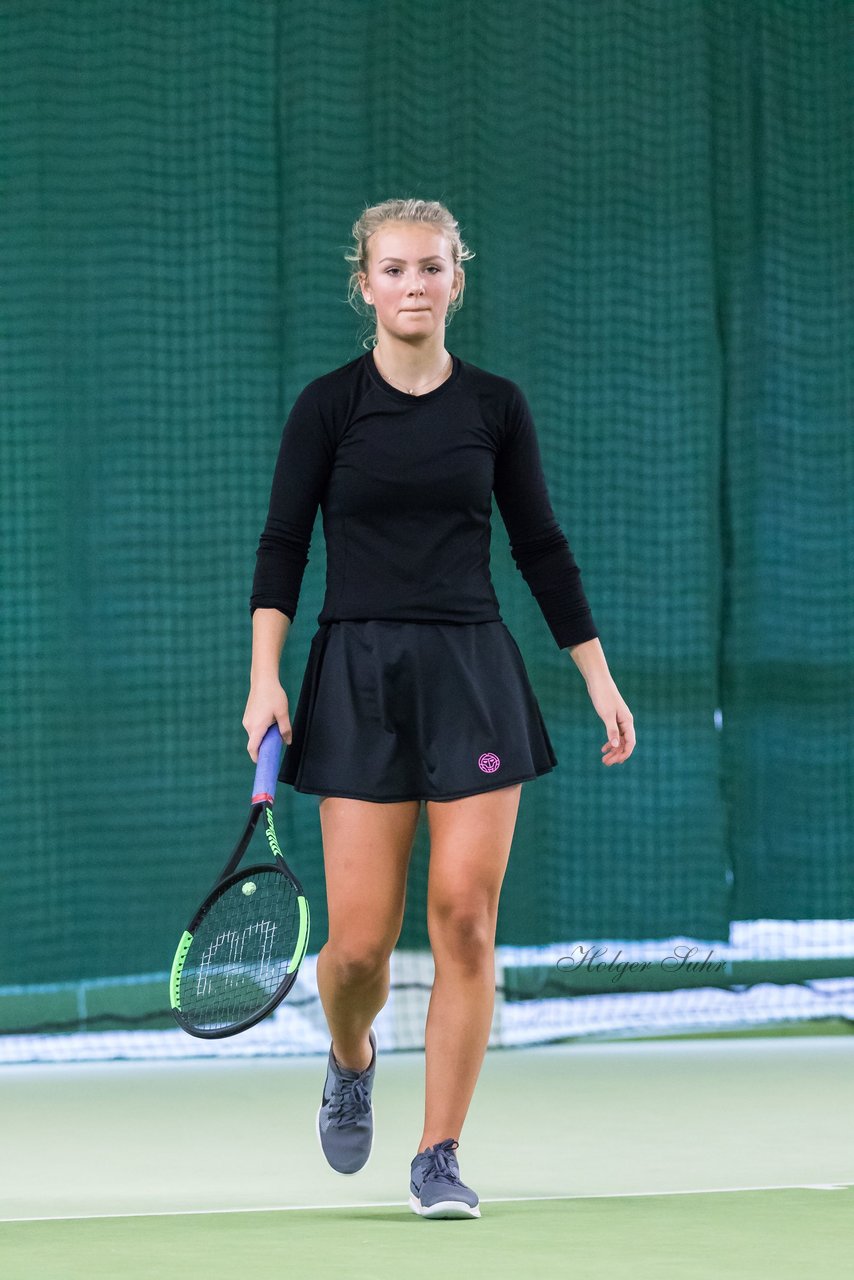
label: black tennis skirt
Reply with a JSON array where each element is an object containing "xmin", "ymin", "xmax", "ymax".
[{"xmin": 278, "ymin": 619, "xmax": 558, "ymax": 803}]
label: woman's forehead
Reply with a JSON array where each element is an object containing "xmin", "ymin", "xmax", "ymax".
[{"xmin": 373, "ymin": 224, "xmax": 448, "ymax": 256}]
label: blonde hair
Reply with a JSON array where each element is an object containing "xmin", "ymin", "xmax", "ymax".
[{"xmin": 344, "ymin": 198, "xmax": 475, "ymax": 350}]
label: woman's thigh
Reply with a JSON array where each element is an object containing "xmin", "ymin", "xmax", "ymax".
[
  {"xmin": 319, "ymin": 796, "xmax": 422, "ymax": 957},
  {"xmin": 424, "ymin": 784, "xmax": 522, "ymax": 932}
]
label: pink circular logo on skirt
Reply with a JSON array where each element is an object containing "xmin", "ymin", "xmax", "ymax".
[{"xmin": 478, "ymin": 752, "xmax": 501, "ymax": 773}]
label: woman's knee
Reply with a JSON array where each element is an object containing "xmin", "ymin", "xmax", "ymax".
[
  {"xmin": 324, "ymin": 936, "xmax": 394, "ymax": 984},
  {"xmin": 428, "ymin": 901, "xmax": 496, "ymax": 968}
]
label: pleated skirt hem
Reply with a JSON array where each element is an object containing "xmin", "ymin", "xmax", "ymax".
[{"xmin": 287, "ymin": 762, "xmax": 557, "ymax": 805}]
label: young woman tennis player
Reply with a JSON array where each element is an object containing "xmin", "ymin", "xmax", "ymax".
[{"xmin": 243, "ymin": 198, "xmax": 635, "ymax": 1219}]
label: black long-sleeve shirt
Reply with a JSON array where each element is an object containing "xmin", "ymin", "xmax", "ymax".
[{"xmin": 249, "ymin": 349, "xmax": 599, "ymax": 650}]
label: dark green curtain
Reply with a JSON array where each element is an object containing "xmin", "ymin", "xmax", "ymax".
[{"xmin": 1, "ymin": 1, "xmax": 851, "ymax": 992}]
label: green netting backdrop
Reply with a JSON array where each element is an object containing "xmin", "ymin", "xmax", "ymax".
[{"xmin": 1, "ymin": 2, "xmax": 851, "ymax": 1022}]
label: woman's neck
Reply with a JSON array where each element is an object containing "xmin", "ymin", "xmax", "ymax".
[{"xmin": 371, "ymin": 339, "xmax": 451, "ymax": 393}]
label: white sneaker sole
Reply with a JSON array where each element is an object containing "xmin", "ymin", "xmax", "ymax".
[{"xmin": 408, "ymin": 1193, "xmax": 481, "ymax": 1219}]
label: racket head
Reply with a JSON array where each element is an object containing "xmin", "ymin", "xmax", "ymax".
[{"xmin": 170, "ymin": 845, "xmax": 310, "ymax": 1039}]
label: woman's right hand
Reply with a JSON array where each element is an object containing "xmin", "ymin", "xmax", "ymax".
[{"xmin": 243, "ymin": 678, "xmax": 293, "ymax": 763}]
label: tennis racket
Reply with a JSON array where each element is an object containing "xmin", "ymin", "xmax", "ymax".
[{"xmin": 169, "ymin": 723, "xmax": 310, "ymax": 1038}]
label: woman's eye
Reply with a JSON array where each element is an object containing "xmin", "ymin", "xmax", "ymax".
[{"xmin": 385, "ymin": 266, "xmax": 439, "ymax": 274}]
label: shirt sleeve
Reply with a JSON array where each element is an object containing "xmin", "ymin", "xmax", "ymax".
[
  {"xmin": 249, "ymin": 383, "xmax": 336, "ymax": 623},
  {"xmin": 492, "ymin": 382, "xmax": 599, "ymax": 650}
]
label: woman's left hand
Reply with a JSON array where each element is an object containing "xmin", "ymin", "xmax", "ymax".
[{"xmin": 586, "ymin": 676, "xmax": 635, "ymax": 766}]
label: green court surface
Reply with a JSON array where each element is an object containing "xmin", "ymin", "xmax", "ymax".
[{"xmin": 2, "ymin": 1034, "xmax": 853, "ymax": 1278}]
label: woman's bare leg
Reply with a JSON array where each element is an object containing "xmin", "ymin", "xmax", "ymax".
[
  {"xmin": 315, "ymin": 796, "xmax": 421, "ymax": 1072},
  {"xmin": 418, "ymin": 784, "xmax": 522, "ymax": 1151}
]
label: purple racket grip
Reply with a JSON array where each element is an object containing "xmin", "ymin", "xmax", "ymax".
[{"xmin": 252, "ymin": 723, "xmax": 284, "ymax": 805}]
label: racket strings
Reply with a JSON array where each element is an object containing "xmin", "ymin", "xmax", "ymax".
[{"xmin": 178, "ymin": 870, "xmax": 301, "ymax": 1031}]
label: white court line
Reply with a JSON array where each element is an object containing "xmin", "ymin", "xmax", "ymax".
[{"xmin": 1, "ymin": 1182, "xmax": 851, "ymax": 1224}]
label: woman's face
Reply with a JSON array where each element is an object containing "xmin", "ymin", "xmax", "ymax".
[{"xmin": 359, "ymin": 223, "xmax": 460, "ymax": 344}]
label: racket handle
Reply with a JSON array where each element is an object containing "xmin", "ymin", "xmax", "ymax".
[{"xmin": 252, "ymin": 723, "xmax": 284, "ymax": 805}]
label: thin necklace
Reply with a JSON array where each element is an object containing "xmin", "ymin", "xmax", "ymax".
[{"xmin": 373, "ymin": 349, "xmax": 452, "ymax": 396}]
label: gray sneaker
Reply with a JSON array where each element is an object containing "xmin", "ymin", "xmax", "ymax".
[
  {"xmin": 315, "ymin": 1027, "xmax": 377, "ymax": 1175},
  {"xmin": 409, "ymin": 1138, "xmax": 481, "ymax": 1218}
]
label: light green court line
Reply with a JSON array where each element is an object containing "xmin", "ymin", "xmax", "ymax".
[{"xmin": 3, "ymin": 1181, "xmax": 852, "ymax": 1224}]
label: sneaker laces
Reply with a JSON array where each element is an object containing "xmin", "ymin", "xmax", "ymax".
[
  {"xmin": 419, "ymin": 1138, "xmax": 463, "ymax": 1186},
  {"xmin": 328, "ymin": 1075, "xmax": 372, "ymax": 1128}
]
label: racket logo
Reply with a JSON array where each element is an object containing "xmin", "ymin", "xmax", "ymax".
[
  {"xmin": 477, "ymin": 752, "xmax": 501, "ymax": 773},
  {"xmin": 263, "ymin": 807, "xmax": 284, "ymax": 859}
]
